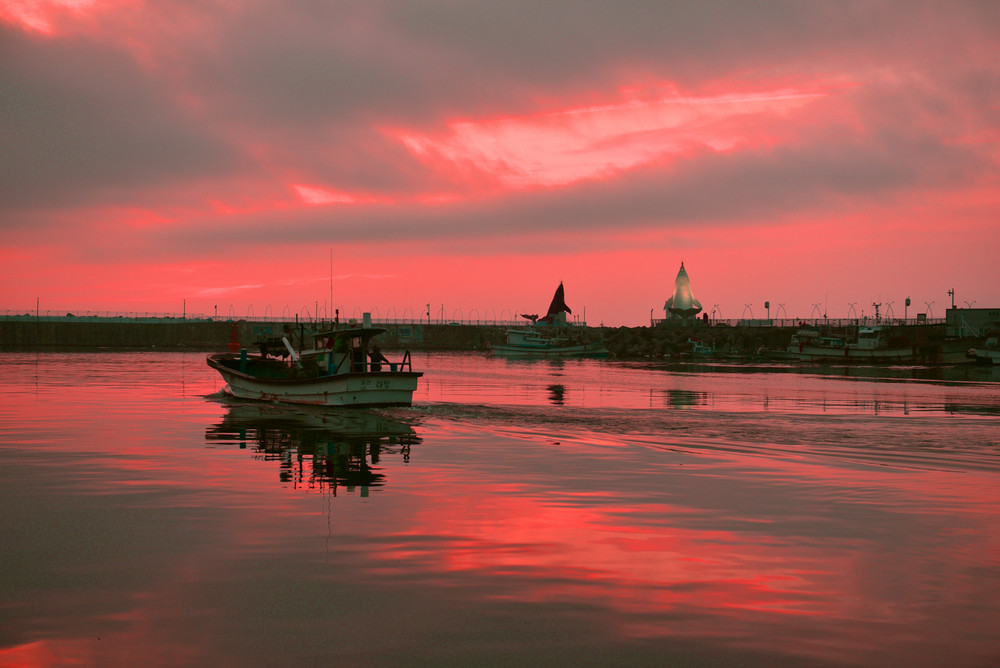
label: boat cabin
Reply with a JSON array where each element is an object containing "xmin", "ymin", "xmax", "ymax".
[{"xmin": 309, "ymin": 326, "xmax": 410, "ymax": 375}]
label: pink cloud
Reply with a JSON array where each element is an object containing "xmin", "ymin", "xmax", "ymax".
[{"xmin": 392, "ymin": 83, "xmax": 829, "ymax": 189}]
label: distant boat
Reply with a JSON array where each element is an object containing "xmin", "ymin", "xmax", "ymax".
[
  {"xmin": 967, "ymin": 337, "xmax": 1000, "ymax": 365},
  {"xmin": 494, "ymin": 282, "xmax": 608, "ymax": 358},
  {"xmin": 207, "ymin": 325, "xmax": 421, "ymax": 406},
  {"xmin": 491, "ymin": 328, "xmax": 609, "ymax": 358},
  {"xmin": 776, "ymin": 326, "xmax": 926, "ymax": 363},
  {"xmin": 685, "ymin": 337, "xmax": 716, "ymax": 357}
]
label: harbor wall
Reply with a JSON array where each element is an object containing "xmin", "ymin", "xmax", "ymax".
[
  {"xmin": 0, "ymin": 317, "xmax": 953, "ymax": 359},
  {"xmin": 0, "ymin": 319, "xmax": 509, "ymax": 352}
]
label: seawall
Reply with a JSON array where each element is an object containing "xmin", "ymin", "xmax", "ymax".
[
  {"xmin": 0, "ymin": 318, "xmax": 509, "ymax": 352},
  {"xmin": 0, "ymin": 317, "xmax": 952, "ymax": 360}
]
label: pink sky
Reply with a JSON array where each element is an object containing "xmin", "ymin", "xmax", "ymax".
[{"xmin": 2, "ymin": 1, "xmax": 998, "ymax": 325}]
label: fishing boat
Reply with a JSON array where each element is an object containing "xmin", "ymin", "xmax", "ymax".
[
  {"xmin": 491, "ymin": 328, "xmax": 609, "ymax": 358},
  {"xmin": 207, "ymin": 324, "xmax": 421, "ymax": 407},
  {"xmin": 967, "ymin": 337, "xmax": 1000, "ymax": 365},
  {"xmin": 491, "ymin": 282, "xmax": 608, "ymax": 358},
  {"xmin": 783, "ymin": 326, "xmax": 922, "ymax": 363}
]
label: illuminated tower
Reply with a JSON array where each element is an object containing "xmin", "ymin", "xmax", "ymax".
[{"xmin": 664, "ymin": 262, "xmax": 703, "ymax": 319}]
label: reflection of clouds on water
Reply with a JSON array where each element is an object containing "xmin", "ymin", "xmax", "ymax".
[{"xmin": 205, "ymin": 401, "xmax": 420, "ymax": 494}]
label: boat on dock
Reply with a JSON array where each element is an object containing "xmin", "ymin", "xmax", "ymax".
[{"xmin": 207, "ymin": 324, "xmax": 421, "ymax": 407}]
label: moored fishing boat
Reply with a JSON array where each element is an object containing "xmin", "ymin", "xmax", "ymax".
[
  {"xmin": 492, "ymin": 282, "xmax": 608, "ymax": 358},
  {"xmin": 966, "ymin": 337, "xmax": 1000, "ymax": 365},
  {"xmin": 207, "ymin": 324, "xmax": 421, "ymax": 406},
  {"xmin": 491, "ymin": 328, "xmax": 609, "ymax": 358},
  {"xmin": 781, "ymin": 326, "xmax": 929, "ymax": 363}
]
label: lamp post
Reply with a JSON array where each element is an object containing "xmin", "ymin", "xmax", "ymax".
[
  {"xmin": 948, "ymin": 288, "xmax": 955, "ymax": 309},
  {"xmin": 904, "ymin": 297, "xmax": 910, "ymax": 322}
]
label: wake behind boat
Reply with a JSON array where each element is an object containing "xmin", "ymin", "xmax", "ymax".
[{"xmin": 207, "ymin": 323, "xmax": 421, "ymax": 407}]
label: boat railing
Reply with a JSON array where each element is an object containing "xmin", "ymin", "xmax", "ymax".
[
  {"xmin": 364, "ymin": 349, "xmax": 414, "ymax": 373},
  {"xmin": 397, "ymin": 350, "xmax": 413, "ymax": 373}
]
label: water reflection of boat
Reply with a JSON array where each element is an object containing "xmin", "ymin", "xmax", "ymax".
[
  {"xmin": 205, "ymin": 401, "xmax": 420, "ymax": 493},
  {"xmin": 207, "ymin": 324, "xmax": 422, "ymax": 407}
]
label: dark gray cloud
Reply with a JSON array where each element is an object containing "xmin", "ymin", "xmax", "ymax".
[
  {"xmin": 0, "ymin": 26, "xmax": 243, "ymax": 214},
  {"xmin": 2, "ymin": 0, "xmax": 998, "ymax": 243}
]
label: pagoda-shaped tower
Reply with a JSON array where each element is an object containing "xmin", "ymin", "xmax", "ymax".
[{"xmin": 664, "ymin": 262, "xmax": 703, "ymax": 319}]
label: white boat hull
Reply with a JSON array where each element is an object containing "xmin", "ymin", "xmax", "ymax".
[
  {"xmin": 791, "ymin": 344, "xmax": 917, "ymax": 363},
  {"xmin": 208, "ymin": 354, "xmax": 420, "ymax": 407},
  {"xmin": 967, "ymin": 348, "xmax": 1000, "ymax": 365},
  {"xmin": 491, "ymin": 342, "xmax": 609, "ymax": 358}
]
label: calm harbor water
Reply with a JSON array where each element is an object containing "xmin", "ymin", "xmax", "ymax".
[{"xmin": 2, "ymin": 351, "xmax": 999, "ymax": 667}]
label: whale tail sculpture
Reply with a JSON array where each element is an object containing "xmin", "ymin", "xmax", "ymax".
[
  {"xmin": 664, "ymin": 262, "xmax": 703, "ymax": 318},
  {"xmin": 538, "ymin": 282, "xmax": 572, "ymax": 325}
]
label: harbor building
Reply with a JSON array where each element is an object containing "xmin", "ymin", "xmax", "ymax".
[{"xmin": 946, "ymin": 307, "xmax": 1000, "ymax": 338}]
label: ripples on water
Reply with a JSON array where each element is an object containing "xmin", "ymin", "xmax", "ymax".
[{"xmin": 1, "ymin": 351, "xmax": 999, "ymax": 667}]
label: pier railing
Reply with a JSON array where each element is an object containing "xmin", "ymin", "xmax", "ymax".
[
  {"xmin": 3, "ymin": 311, "xmax": 947, "ymax": 329},
  {"xmin": 651, "ymin": 317, "xmax": 947, "ymax": 328},
  {"xmin": 0, "ymin": 311, "xmax": 533, "ymax": 327}
]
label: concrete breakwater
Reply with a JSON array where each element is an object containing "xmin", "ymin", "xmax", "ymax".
[
  {"xmin": 0, "ymin": 317, "xmax": 951, "ymax": 360},
  {"xmin": 0, "ymin": 318, "xmax": 508, "ymax": 352}
]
